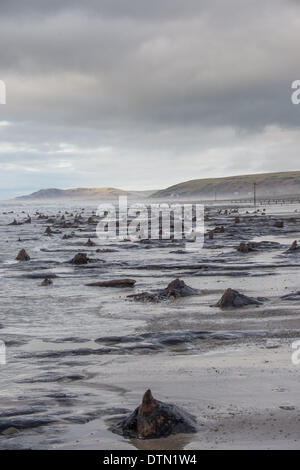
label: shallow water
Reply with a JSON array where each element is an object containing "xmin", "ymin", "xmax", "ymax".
[{"xmin": 0, "ymin": 199, "xmax": 300, "ymax": 449}]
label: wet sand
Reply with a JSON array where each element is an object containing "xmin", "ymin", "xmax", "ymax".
[
  {"xmin": 0, "ymin": 200, "xmax": 300, "ymax": 449},
  {"xmin": 56, "ymin": 343, "xmax": 300, "ymax": 450}
]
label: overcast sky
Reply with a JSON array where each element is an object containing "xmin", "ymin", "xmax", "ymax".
[{"xmin": 0, "ymin": 0, "xmax": 300, "ymax": 198}]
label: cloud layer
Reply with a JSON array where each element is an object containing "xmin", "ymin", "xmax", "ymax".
[{"xmin": 0, "ymin": 0, "xmax": 300, "ymax": 198}]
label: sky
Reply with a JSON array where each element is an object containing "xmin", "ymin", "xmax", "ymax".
[{"xmin": 0, "ymin": 0, "xmax": 300, "ymax": 198}]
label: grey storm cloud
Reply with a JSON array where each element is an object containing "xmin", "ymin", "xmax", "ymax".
[{"xmin": 0, "ymin": 0, "xmax": 300, "ymax": 198}]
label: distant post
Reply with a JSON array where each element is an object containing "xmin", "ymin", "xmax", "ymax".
[{"xmin": 253, "ymin": 182, "xmax": 257, "ymax": 208}]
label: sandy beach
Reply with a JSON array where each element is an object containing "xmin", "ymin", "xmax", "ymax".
[{"xmin": 0, "ymin": 200, "xmax": 299, "ymax": 449}]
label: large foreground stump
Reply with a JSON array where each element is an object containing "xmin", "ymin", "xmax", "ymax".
[{"xmin": 112, "ymin": 389, "xmax": 197, "ymax": 439}]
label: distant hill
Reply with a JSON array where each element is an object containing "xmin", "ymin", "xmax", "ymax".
[
  {"xmin": 153, "ymin": 171, "xmax": 300, "ymax": 200},
  {"xmin": 17, "ymin": 187, "xmax": 155, "ymax": 200}
]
